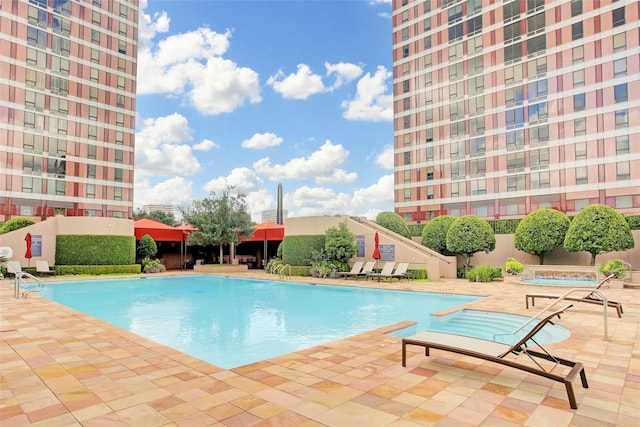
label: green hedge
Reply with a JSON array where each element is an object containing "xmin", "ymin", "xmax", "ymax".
[
  {"xmin": 627, "ymin": 215, "xmax": 640, "ymax": 230},
  {"xmin": 56, "ymin": 235, "xmax": 135, "ymax": 265},
  {"xmin": 281, "ymin": 235, "xmax": 326, "ymax": 266},
  {"xmin": 53, "ymin": 265, "xmax": 141, "ymax": 275},
  {"xmin": 407, "ymin": 269, "xmax": 427, "ymax": 280}
]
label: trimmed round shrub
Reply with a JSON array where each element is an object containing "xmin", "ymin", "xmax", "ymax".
[
  {"xmin": 503, "ymin": 258, "xmax": 524, "ymax": 275},
  {"xmin": 0, "ymin": 217, "xmax": 36, "ymax": 234},
  {"xmin": 421, "ymin": 215, "xmax": 455, "ymax": 254},
  {"xmin": 376, "ymin": 211, "xmax": 410, "ymax": 238}
]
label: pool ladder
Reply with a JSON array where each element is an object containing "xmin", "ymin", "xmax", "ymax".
[
  {"xmin": 274, "ymin": 264, "xmax": 291, "ymax": 280},
  {"xmin": 13, "ymin": 272, "xmax": 45, "ymax": 298}
]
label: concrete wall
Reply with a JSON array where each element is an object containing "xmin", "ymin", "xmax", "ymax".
[
  {"xmin": 0, "ymin": 216, "xmax": 133, "ymax": 267},
  {"xmin": 285, "ymin": 216, "xmax": 457, "ymax": 279},
  {"xmin": 468, "ymin": 230, "xmax": 640, "ymax": 269}
]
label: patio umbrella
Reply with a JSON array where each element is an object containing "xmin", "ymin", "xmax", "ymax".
[
  {"xmin": 372, "ymin": 232, "xmax": 381, "ymax": 269},
  {"xmin": 25, "ymin": 232, "xmax": 32, "ymax": 266}
]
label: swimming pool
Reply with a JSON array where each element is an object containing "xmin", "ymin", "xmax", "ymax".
[{"xmin": 39, "ymin": 275, "xmax": 481, "ymax": 369}]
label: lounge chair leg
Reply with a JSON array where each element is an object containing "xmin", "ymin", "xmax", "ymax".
[
  {"xmin": 402, "ymin": 342, "xmax": 407, "ymax": 367},
  {"xmin": 565, "ymin": 382, "xmax": 578, "ymax": 409},
  {"xmin": 525, "ymin": 296, "xmax": 530, "ymax": 309}
]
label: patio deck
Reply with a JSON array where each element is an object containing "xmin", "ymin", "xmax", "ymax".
[{"xmin": 1, "ymin": 272, "xmax": 639, "ymax": 426}]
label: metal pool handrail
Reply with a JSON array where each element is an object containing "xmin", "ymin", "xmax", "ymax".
[
  {"xmin": 13, "ymin": 272, "xmax": 45, "ymax": 298},
  {"xmin": 511, "ymin": 288, "xmax": 609, "ymax": 340}
]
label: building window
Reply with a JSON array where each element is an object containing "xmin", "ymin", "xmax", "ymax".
[
  {"xmin": 88, "ymin": 145, "xmax": 97, "ymax": 159},
  {"xmin": 114, "ymin": 168, "xmax": 123, "ymax": 182},
  {"xmin": 449, "ymin": 43, "xmax": 464, "ymax": 60},
  {"xmin": 25, "ymin": 90, "xmax": 45, "ymax": 110},
  {"xmin": 87, "ymin": 164, "xmax": 96, "ymax": 178},
  {"xmin": 24, "ymin": 133, "xmax": 44, "ymax": 153},
  {"xmin": 616, "ymin": 196, "xmax": 632, "ymax": 209},
  {"xmin": 424, "ymin": 37, "xmax": 432, "ymax": 50},
  {"xmin": 504, "ymin": 21, "xmax": 521, "ymax": 42},
  {"xmin": 573, "ymin": 69, "xmax": 585, "ymax": 87},
  {"xmin": 530, "ymin": 125, "xmax": 549, "ymax": 143},
  {"xmin": 114, "ymin": 187, "xmax": 122, "ymax": 201},
  {"xmin": 403, "ymin": 116, "xmax": 410, "ymax": 129},
  {"xmin": 529, "ymin": 102, "xmax": 548, "ymax": 123},
  {"xmin": 571, "ymin": 0, "xmax": 582, "ymax": 16},
  {"xmin": 448, "ymin": 23, "xmax": 463, "ymax": 42},
  {"xmin": 505, "ymin": 64, "xmax": 523, "ymax": 85},
  {"xmin": 613, "ymin": 33, "xmax": 626, "ymax": 52},
  {"xmin": 120, "ymin": 3, "xmax": 128, "ymax": 18},
  {"xmin": 91, "ymin": 29, "xmax": 100, "ymax": 44},
  {"xmin": 469, "ymin": 96, "xmax": 485, "ymax": 116},
  {"xmin": 507, "ymin": 175, "xmax": 525, "ymax": 192},
  {"xmin": 575, "ymin": 141, "xmax": 587, "ymax": 160},
  {"xmin": 528, "ymin": 79, "xmax": 547, "ymax": 99},
  {"xmin": 616, "ymin": 135, "xmax": 629, "ymax": 154},
  {"xmin": 92, "ymin": 10, "xmax": 101, "ymax": 25},
  {"xmin": 527, "ymin": 0, "xmax": 544, "ymax": 12},
  {"xmin": 467, "ymin": 15, "xmax": 482, "ymax": 35},
  {"xmin": 118, "ymin": 57, "xmax": 126, "ymax": 71},
  {"xmin": 503, "ymin": 1, "xmax": 520, "ymax": 22},
  {"xmin": 118, "ymin": 40, "xmax": 126, "ymax": 55},
  {"xmin": 617, "ymin": 161, "xmax": 630, "ymax": 180},
  {"xmin": 450, "ymin": 182, "xmax": 466, "ymax": 198},
  {"xmin": 574, "ymin": 93, "xmax": 586, "ymax": 111},
  {"xmin": 426, "ymin": 186, "xmax": 434, "ymax": 200},
  {"xmin": 614, "ymin": 58, "xmax": 627, "ymax": 77},
  {"xmin": 506, "ymin": 130, "xmax": 525, "ymax": 151},
  {"xmin": 527, "ymin": 56, "xmax": 547, "ymax": 77},
  {"xmin": 89, "ymin": 106, "xmax": 98, "ymax": 120},
  {"xmin": 88, "ymin": 125, "xmax": 97, "ymax": 140},
  {"xmin": 576, "ymin": 167, "xmax": 588, "ymax": 184},
  {"xmin": 90, "ymin": 87, "xmax": 98, "ymax": 101},
  {"xmin": 572, "ymin": 45, "xmax": 584, "ymax": 63},
  {"xmin": 612, "ymin": 7, "xmax": 625, "ymax": 27},
  {"xmin": 506, "ymin": 108, "xmax": 525, "ymax": 128},
  {"xmin": 614, "ymin": 84, "xmax": 628, "ymax": 103},
  {"xmin": 574, "ymin": 199, "xmax": 589, "ymax": 211},
  {"xmin": 426, "ymin": 166, "xmax": 434, "ymax": 180},
  {"xmin": 470, "ymin": 158, "xmax": 486, "ymax": 175},
  {"xmin": 615, "ymin": 110, "xmax": 628, "ymax": 128},
  {"xmin": 91, "ymin": 49, "xmax": 100, "ymax": 63},
  {"xmin": 530, "ymin": 148, "xmax": 549, "ymax": 166},
  {"xmin": 86, "ymin": 184, "xmax": 96, "ymax": 198},
  {"xmin": 531, "ymin": 171, "xmax": 550, "ymax": 189},
  {"xmin": 507, "ymin": 152, "xmax": 525, "ymax": 170},
  {"xmin": 470, "ymin": 179, "xmax": 486, "ymax": 195},
  {"xmin": 116, "ymin": 113, "xmax": 125, "ymax": 126},
  {"xmin": 527, "ymin": 12, "xmax": 545, "ymax": 34},
  {"xmin": 572, "ymin": 22, "xmax": 583, "ymax": 40},
  {"xmin": 504, "ymin": 42, "xmax": 522, "ymax": 62},
  {"xmin": 449, "ymin": 62, "xmax": 464, "ymax": 81},
  {"xmin": 574, "ymin": 118, "xmax": 586, "ymax": 136}
]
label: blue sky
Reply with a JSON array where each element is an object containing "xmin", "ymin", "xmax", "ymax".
[{"xmin": 135, "ymin": 0, "xmax": 394, "ymax": 222}]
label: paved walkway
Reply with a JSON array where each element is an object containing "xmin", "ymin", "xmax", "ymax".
[{"xmin": 1, "ymin": 272, "xmax": 639, "ymax": 426}]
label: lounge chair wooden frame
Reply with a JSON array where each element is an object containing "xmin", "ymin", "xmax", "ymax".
[
  {"xmin": 401, "ymin": 305, "xmax": 588, "ymax": 409},
  {"xmin": 525, "ymin": 274, "xmax": 622, "ymax": 318}
]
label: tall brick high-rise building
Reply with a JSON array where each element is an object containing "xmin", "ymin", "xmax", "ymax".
[
  {"xmin": 392, "ymin": 0, "xmax": 639, "ymax": 223},
  {"xmin": 0, "ymin": 0, "xmax": 138, "ymax": 221}
]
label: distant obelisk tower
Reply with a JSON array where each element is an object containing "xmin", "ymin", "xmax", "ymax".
[{"xmin": 276, "ymin": 183, "xmax": 283, "ymax": 225}]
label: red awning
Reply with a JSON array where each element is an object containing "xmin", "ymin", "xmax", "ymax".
[
  {"xmin": 134, "ymin": 218, "xmax": 191, "ymax": 242},
  {"xmin": 243, "ymin": 222, "xmax": 285, "ymax": 242}
]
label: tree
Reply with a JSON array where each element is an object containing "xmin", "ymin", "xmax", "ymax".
[
  {"xmin": 514, "ymin": 208, "xmax": 570, "ymax": 264},
  {"xmin": 180, "ymin": 187, "xmax": 254, "ymax": 264},
  {"xmin": 446, "ymin": 215, "xmax": 496, "ymax": 268},
  {"xmin": 376, "ymin": 211, "xmax": 410, "ymax": 238},
  {"xmin": 324, "ymin": 222, "xmax": 357, "ymax": 271},
  {"xmin": 133, "ymin": 209, "xmax": 177, "ymax": 226},
  {"xmin": 421, "ymin": 215, "xmax": 455, "ymax": 255},
  {"xmin": 0, "ymin": 217, "xmax": 36, "ymax": 234},
  {"xmin": 137, "ymin": 234, "xmax": 157, "ymax": 259},
  {"xmin": 564, "ymin": 204, "xmax": 635, "ymax": 266}
]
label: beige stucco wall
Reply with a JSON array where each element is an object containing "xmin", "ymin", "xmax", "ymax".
[
  {"xmin": 0, "ymin": 216, "xmax": 133, "ymax": 267},
  {"xmin": 468, "ymin": 230, "xmax": 640, "ymax": 269},
  {"xmin": 285, "ymin": 216, "xmax": 456, "ymax": 279}
]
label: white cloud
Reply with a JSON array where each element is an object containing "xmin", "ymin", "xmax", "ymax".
[
  {"xmin": 375, "ymin": 145, "xmax": 395, "ymax": 169},
  {"xmin": 138, "ymin": 0, "xmax": 170, "ymax": 51},
  {"xmin": 341, "ymin": 65, "xmax": 393, "ymax": 122},
  {"xmin": 285, "ymin": 186, "xmax": 353, "ymax": 217},
  {"xmin": 325, "ymin": 62, "xmax": 363, "ymax": 90},
  {"xmin": 241, "ymin": 132, "xmax": 284, "ymax": 149},
  {"xmin": 203, "ymin": 167, "xmax": 263, "ymax": 194},
  {"xmin": 135, "ymin": 113, "xmax": 201, "ymax": 176},
  {"xmin": 316, "ymin": 169, "xmax": 358, "ymax": 184},
  {"xmin": 351, "ymin": 174, "xmax": 395, "ymax": 210},
  {"xmin": 134, "ymin": 176, "xmax": 193, "ymax": 211},
  {"xmin": 253, "ymin": 140, "xmax": 355, "ymax": 184},
  {"xmin": 267, "ymin": 64, "xmax": 326, "ymax": 100},
  {"xmin": 245, "ymin": 188, "xmax": 276, "ymax": 223},
  {"xmin": 193, "ymin": 139, "xmax": 218, "ymax": 151},
  {"xmin": 136, "ymin": 20, "xmax": 262, "ymax": 115}
]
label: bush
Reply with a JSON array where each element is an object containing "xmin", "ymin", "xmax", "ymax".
[
  {"xmin": 309, "ymin": 249, "xmax": 336, "ymax": 278},
  {"xmin": 137, "ymin": 234, "xmax": 157, "ymax": 259},
  {"xmin": 407, "ymin": 269, "xmax": 427, "ymax": 280},
  {"xmin": 324, "ymin": 222, "xmax": 357, "ymax": 271},
  {"xmin": 53, "ymin": 264, "xmax": 141, "ymax": 275},
  {"xmin": 56, "ymin": 235, "xmax": 136, "ymax": 265},
  {"xmin": 376, "ymin": 212, "xmax": 410, "ymax": 238},
  {"xmin": 503, "ymin": 258, "xmax": 524, "ymax": 275},
  {"xmin": 466, "ymin": 264, "xmax": 502, "ymax": 282},
  {"xmin": 142, "ymin": 257, "xmax": 166, "ymax": 273},
  {"xmin": 0, "ymin": 217, "xmax": 36, "ymax": 234},
  {"xmin": 421, "ymin": 215, "xmax": 455, "ymax": 255},
  {"xmin": 599, "ymin": 259, "xmax": 627, "ymax": 278},
  {"xmin": 514, "ymin": 208, "xmax": 570, "ymax": 265},
  {"xmin": 266, "ymin": 258, "xmax": 283, "ymax": 274},
  {"xmin": 281, "ymin": 235, "xmax": 326, "ymax": 266},
  {"xmin": 457, "ymin": 265, "xmax": 470, "ymax": 279},
  {"xmin": 627, "ymin": 215, "xmax": 640, "ymax": 230},
  {"xmin": 446, "ymin": 215, "xmax": 496, "ymax": 267}
]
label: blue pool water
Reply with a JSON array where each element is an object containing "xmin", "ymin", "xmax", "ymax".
[
  {"xmin": 520, "ymin": 278, "xmax": 599, "ymax": 287},
  {"xmin": 39, "ymin": 275, "xmax": 482, "ymax": 369}
]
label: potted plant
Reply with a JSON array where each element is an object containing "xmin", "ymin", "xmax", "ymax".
[{"xmin": 599, "ymin": 259, "xmax": 627, "ymax": 288}]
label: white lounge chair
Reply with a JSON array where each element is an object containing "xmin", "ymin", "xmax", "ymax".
[
  {"xmin": 336, "ymin": 261, "xmax": 364, "ymax": 279},
  {"xmin": 366, "ymin": 262, "xmax": 395, "ymax": 281},
  {"xmin": 5, "ymin": 261, "xmax": 23, "ymax": 277},
  {"xmin": 36, "ymin": 260, "xmax": 56, "ymax": 276}
]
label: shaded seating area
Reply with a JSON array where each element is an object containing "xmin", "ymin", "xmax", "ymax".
[
  {"xmin": 401, "ymin": 304, "xmax": 588, "ymax": 409},
  {"xmin": 525, "ymin": 274, "xmax": 623, "ymax": 318},
  {"xmin": 36, "ymin": 261, "xmax": 56, "ymax": 276}
]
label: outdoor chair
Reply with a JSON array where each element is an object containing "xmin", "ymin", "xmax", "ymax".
[
  {"xmin": 36, "ymin": 261, "xmax": 56, "ymax": 276},
  {"xmin": 5, "ymin": 261, "xmax": 23, "ymax": 278},
  {"xmin": 336, "ymin": 261, "xmax": 364, "ymax": 279},
  {"xmin": 366, "ymin": 262, "xmax": 395, "ymax": 281}
]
